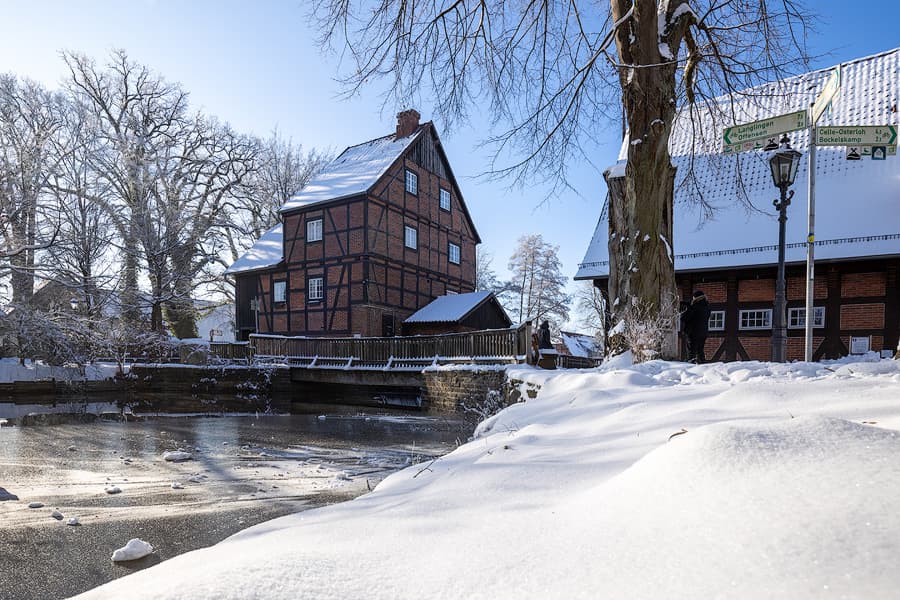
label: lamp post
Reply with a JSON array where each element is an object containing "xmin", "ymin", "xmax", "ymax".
[{"xmin": 768, "ymin": 135, "xmax": 802, "ymax": 363}]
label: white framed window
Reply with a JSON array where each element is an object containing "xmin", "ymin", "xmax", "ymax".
[
  {"xmin": 439, "ymin": 188, "xmax": 451, "ymax": 211},
  {"xmin": 788, "ymin": 306, "xmax": 825, "ymax": 329},
  {"xmin": 708, "ymin": 310, "xmax": 725, "ymax": 331},
  {"xmin": 308, "ymin": 277, "xmax": 323, "ymax": 301},
  {"xmin": 405, "ymin": 169, "xmax": 418, "ymax": 195},
  {"xmin": 273, "ymin": 280, "xmax": 286, "ymax": 303},
  {"xmin": 739, "ymin": 309, "xmax": 772, "ymax": 330},
  {"xmin": 448, "ymin": 242, "xmax": 460, "ymax": 265},
  {"xmin": 404, "ymin": 225, "xmax": 418, "ymax": 249},
  {"xmin": 307, "ymin": 218, "xmax": 323, "ymax": 242}
]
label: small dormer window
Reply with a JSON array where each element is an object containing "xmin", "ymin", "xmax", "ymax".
[
  {"xmin": 439, "ymin": 188, "xmax": 451, "ymax": 211},
  {"xmin": 405, "ymin": 169, "xmax": 418, "ymax": 195}
]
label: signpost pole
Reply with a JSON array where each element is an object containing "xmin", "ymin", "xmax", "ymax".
[{"xmin": 804, "ymin": 108, "xmax": 816, "ymax": 361}]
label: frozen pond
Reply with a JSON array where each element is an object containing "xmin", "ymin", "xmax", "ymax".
[{"xmin": 0, "ymin": 412, "xmax": 470, "ymax": 600}]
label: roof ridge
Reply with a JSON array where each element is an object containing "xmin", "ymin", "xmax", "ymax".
[{"xmin": 339, "ymin": 121, "xmax": 433, "ymax": 154}]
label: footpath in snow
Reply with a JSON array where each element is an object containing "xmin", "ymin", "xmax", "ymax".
[{"xmin": 72, "ymin": 355, "xmax": 900, "ymax": 600}]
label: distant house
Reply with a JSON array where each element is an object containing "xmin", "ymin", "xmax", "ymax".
[
  {"xmin": 403, "ymin": 291, "xmax": 511, "ymax": 336},
  {"xmin": 576, "ymin": 48, "xmax": 900, "ymax": 361},
  {"xmin": 555, "ymin": 331, "xmax": 601, "ymax": 358},
  {"xmin": 225, "ymin": 110, "xmax": 481, "ymax": 340}
]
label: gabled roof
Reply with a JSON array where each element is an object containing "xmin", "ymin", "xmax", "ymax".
[
  {"xmin": 577, "ymin": 47, "xmax": 900, "ymax": 279},
  {"xmin": 227, "ymin": 119, "xmax": 481, "ymax": 275},
  {"xmin": 224, "ymin": 223, "xmax": 284, "ymax": 275},
  {"xmin": 404, "ymin": 291, "xmax": 507, "ymax": 324},
  {"xmin": 280, "ymin": 128, "xmax": 425, "ymax": 213}
]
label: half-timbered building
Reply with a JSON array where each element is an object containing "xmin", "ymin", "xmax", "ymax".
[
  {"xmin": 226, "ymin": 110, "xmax": 480, "ymax": 339},
  {"xmin": 576, "ymin": 48, "xmax": 900, "ymax": 361}
]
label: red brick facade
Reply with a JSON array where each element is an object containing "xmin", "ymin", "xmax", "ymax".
[
  {"xmin": 671, "ymin": 258, "xmax": 900, "ymax": 362},
  {"xmin": 233, "ymin": 122, "xmax": 479, "ymax": 338}
]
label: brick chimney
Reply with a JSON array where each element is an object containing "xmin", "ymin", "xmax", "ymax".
[{"xmin": 395, "ymin": 109, "xmax": 421, "ymax": 139}]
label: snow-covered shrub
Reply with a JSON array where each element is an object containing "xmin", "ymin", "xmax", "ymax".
[
  {"xmin": 462, "ymin": 389, "xmax": 508, "ymax": 422},
  {"xmin": 0, "ymin": 304, "xmax": 90, "ymax": 366},
  {"xmin": 609, "ymin": 295, "xmax": 678, "ymax": 363}
]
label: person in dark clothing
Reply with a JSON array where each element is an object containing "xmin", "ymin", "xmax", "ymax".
[
  {"xmin": 681, "ymin": 290, "xmax": 711, "ymax": 363},
  {"xmin": 537, "ymin": 320, "xmax": 553, "ymax": 350}
]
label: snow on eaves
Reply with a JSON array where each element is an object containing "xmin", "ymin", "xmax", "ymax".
[
  {"xmin": 578, "ymin": 47, "xmax": 900, "ymax": 279},
  {"xmin": 280, "ymin": 129, "xmax": 424, "ymax": 213},
  {"xmin": 404, "ymin": 291, "xmax": 493, "ymax": 323},
  {"xmin": 224, "ymin": 223, "xmax": 283, "ymax": 275}
]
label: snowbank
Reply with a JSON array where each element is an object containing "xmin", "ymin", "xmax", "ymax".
[{"xmin": 73, "ymin": 357, "xmax": 900, "ymax": 599}]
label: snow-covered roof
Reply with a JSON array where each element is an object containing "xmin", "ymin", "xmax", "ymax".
[
  {"xmin": 577, "ymin": 47, "xmax": 900, "ymax": 279},
  {"xmin": 404, "ymin": 291, "xmax": 495, "ymax": 324},
  {"xmin": 559, "ymin": 331, "xmax": 600, "ymax": 358},
  {"xmin": 280, "ymin": 129, "xmax": 424, "ymax": 213},
  {"xmin": 224, "ymin": 223, "xmax": 283, "ymax": 274}
]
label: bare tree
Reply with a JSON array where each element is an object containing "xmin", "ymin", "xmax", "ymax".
[
  {"xmin": 0, "ymin": 76, "xmax": 66, "ymax": 302},
  {"xmin": 313, "ymin": 1, "xmax": 813, "ymax": 358},
  {"xmin": 160, "ymin": 117, "xmax": 258, "ymax": 338},
  {"xmin": 506, "ymin": 234, "xmax": 571, "ymax": 330},
  {"xmin": 474, "ymin": 247, "xmax": 503, "ymax": 294},
  {"xmin": 45, "ymin": 97, "xmax": 119, "ymax": 318},
  {"xmin": 574, "ymin": 280, "xmax": 606, "ymax": 334},
  {"xmin": 63, "ymin": 50, "xmax": 194, "ymax": 330}
]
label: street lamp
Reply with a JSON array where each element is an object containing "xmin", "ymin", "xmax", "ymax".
[{"xmin": 768, "ymin": 134, "xmax": 802, "ymax": 362}]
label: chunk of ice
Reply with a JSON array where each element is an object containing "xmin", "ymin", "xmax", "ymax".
[{"xmin": 111, "ymin": 538, "xmax": 154, "ymax": 562}]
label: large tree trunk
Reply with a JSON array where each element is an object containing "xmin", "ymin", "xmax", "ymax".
[
  {"xmin": 165, "ymin": 247, "xmax": 199, "ymax": 339},
  {"xmin": 9, "ymin": 197, "xmax": 37, "ymax": 304},
  {"xmin": 119, "ymin": 225, "xmax": 143, "ymax": 327},
  {"xmin": 609, "ymin": 0, "xmax": 684, "ymax": 360}
]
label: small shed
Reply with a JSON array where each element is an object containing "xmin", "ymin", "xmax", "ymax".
[
  {"xmin": 403, "ymin": 291, "xmax": 512, "ymax": 335},
  {"xmin": 556, "ymin": 331, "xmax": 602, "ymax": 358}
]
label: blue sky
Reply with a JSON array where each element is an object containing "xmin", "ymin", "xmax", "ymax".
[{"xmin": 1, "ymin": 0, "xmax": 898, "ymax": 313}]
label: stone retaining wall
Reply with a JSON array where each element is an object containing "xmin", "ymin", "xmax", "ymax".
[
  {"xmin": 0, "ymin": 365, "xmax": 532, "ymax": 417},
  {"xmin": 422, "ymin": 368, "xmax": 511, "ymax": 414}
]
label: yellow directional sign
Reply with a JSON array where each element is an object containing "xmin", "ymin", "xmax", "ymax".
[{"xmin": 722, "ymin": 110, "xmax": 808, "ymax": 153}]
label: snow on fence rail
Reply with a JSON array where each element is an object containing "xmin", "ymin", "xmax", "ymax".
[{"xmin": 249, "ymin": 324, "xmax": 533, "ymax": 368}]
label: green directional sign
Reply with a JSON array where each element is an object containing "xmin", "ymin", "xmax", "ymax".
[
  {"xmin": 723, "ymin": 110, "xmax": 808, "ymax": 153},
  {"xmin": 816, "ymin": 125, "xmax": 897, "ymax": 146}
]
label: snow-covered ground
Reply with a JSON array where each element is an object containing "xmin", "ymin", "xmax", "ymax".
[
  {"xmin": 0, "ymin": 358, "xmax": 120, "ymax": 383},
  {"xmin": 73, "ymin": 355, "xmax": 900, "ymax": 599}
]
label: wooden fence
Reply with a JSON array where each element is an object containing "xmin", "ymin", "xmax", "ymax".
[
  {"xmin": 208, "ymin": 341, "xmax": 253, "ymax": 361},
  {"xmin": 248, "ymin": 323, "xmax": 533, "ymax": 369}
]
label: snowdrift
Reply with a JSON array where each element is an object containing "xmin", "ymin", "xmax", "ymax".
[{"xmin": 72, "ymin": 356, "xmax": 900, "ymax": 600}]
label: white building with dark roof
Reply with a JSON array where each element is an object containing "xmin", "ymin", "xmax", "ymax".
[{"xmin": 577, "ymin": 48, "xmax": 900, "ymax": 361}]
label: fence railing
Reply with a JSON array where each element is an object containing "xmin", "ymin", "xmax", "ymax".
[
  {"xmin": 249, "ymin": 323, "xmax": 533, "ymax": 369},
  {"xmin": 209, "ymin": 342, "xmax": 253, "ymax": 361}
]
